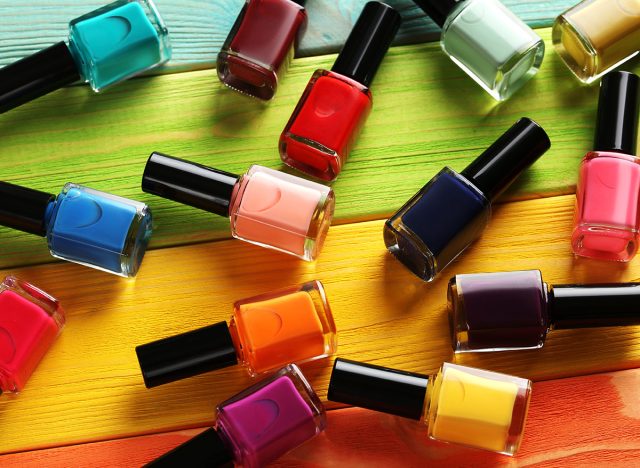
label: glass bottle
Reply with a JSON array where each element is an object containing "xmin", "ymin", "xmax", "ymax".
[
  {"xmin": 553, "ymin": 0, "xmax": 640, "ymax": 84},
  {"xmin": 136, "ymin": 280, "xmax": 337, "ymax": 387},
  {"xmin": 0, "ymin": 0, "xmax": 171, "ymax": 113},
  {"xmin": 141, "ymin": 152, "xmax": 335, "ymax": 261},
  {"xmin": 145, "ymin": 365, "xmax": 325, "ymax": 468},
  {"xmin": 0, "ymin": 181, "xmax": 152, "ymax": 277},
  {"xmin": 448, "ymin": 269, "xmax": 640, "ymax": 353},
  {"xmin": 217, "ymin": 0, "xmax": 307, "ymax": 100},
  {"xmin": 384, "ymin": 118, "xmax": 550, "ymax": 282},
  {"xmin": 328, "ymin": 358, "xmax": 532, "ymax": 455}
]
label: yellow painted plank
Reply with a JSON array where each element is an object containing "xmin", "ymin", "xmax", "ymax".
[{"xmin": 0, "ymin": 194, "xmax": 639, "ymax": 454}]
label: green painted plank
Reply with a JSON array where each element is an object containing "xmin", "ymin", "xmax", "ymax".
[
  {"xmin": 1, "ymin": 28, "xmax": 637, "ymax": 269},
  {"xmin": 0, "ymin": 0, "xmax": 576, "ymax": 71}
]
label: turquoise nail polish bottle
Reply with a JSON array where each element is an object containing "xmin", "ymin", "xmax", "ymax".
[{"xmin": 0, "ymin": 0, "xmax": 171, "ymax": 113}]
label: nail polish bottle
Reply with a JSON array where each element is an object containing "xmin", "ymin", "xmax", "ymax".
[
  {"xmin": 145, "ymin": 364, "xmax": 325, "ymax": 468},
  {"xmin": 0, "ymin": 181, "xmax": 152, "ymax": 277},
  {"xmin": 328, "ymin": 358, "xmax": 531, "ymax": 455},
  {"xmin": 0, "ymin": 0, "xmax": 171, "ymax": 113},
  {"xmin": 279, "ymin": 2, "xmax": 401, "ymax": 181},
  {"xmin": 141, "ymin": 152, "xmax": 335, "ymax": 261},
  {"xmin": 217, "ymin": 0, "xmax": 307, "ymax": 100},
  {"xmin": 553, "ymin": 0, "xmax": 640, "ymax": 84},
  {"xmin": 384, "ymin": 118, "xmax": 550, "ymax": 282},
  {"xmin": 0, "ymin": 276, "xmax": 64, "ymax": 393},
  {"xmin": 572, "ymin": 72, "xmax": 640, "ymax": 261},
  {"xmin": 136, "ymin": 280, "xmax": 337, "ymax": 387},
  {"xmin": 448, "ymin": 269, "xmax": 640, "ymax": 353},
  {"xmin": 414, "ymin": 0, "xmax": 544, "ymax": 100}
]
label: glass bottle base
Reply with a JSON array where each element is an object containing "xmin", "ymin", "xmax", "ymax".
[
  {"xmin": 552, "ymin": 16, "xmax": 599, "ymax": 84},
  {"xmin": 572, "ymin": 224, "xmax": 637, "ymax": 262},
  {"xmin": 383, "ymin": 220, "xmax": 437, "ymax": 282},
  {"xmin": 280, "ymin": 133, "xmax": 341, "ymax": 181},
  {"xmin": 217, "ymin": 50, "xmax": 278, "ymax": 100}
]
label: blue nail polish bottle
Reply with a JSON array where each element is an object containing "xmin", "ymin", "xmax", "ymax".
[
  {"xmin": 0, "ymin": 0, "xmax": 171, "ymax": 113},
  {"xmin": 384, "ymin": 118, "xmax": 550, "ymax": 282},
  {"xmin": 0, "ymin": 181, "xmax": 152, "ymax": 277}
]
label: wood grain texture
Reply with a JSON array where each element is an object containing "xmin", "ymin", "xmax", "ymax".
[
  {"xmin": 4, "ymin": 368, "xmax": 640, "ymax": 467},
  {"xmin": 0, "ymin": 1, "xmax": 577, "ymax": 70},
  {"xmin": 2, "ymin": 29, "xmax": 635, "ymax": 269},
  {"xmin": 1, "ymin": 194, "xmax": 640, "ymax": 454}
]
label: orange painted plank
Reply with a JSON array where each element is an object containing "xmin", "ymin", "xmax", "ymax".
[{"xmin": 4, "ymin": 368, "xmax": 639, "ymax": 467}]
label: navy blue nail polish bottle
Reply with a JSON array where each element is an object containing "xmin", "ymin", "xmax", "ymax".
[
  {"xmin": 384, "ymin": 118, "xmax": 550, "ymax": 282},
  {"xmin": 0, "ymin": 181, "xmax": 152, "ymax": 277}
]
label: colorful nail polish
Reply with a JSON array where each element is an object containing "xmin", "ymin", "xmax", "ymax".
[
  {"xmin": 145, "ymin": 364, "xmax": 325, "ymax": 467},
  {"xmin": 141, "ymin": 152, "xmax": 335, "ymax": 260},
  {"xmin": 0, "ymin": 181, "xmax": 152, "ymax": 277},
  {"xmin": 328, "ymin": 359, "xmax": 531, "ymax": 455},
  {"xmin": 0, "ymin": 276, "xmax": 64, "ymax": 393},
  {"xmin": 448, "ymin": 269, "xmax": 640, "ymax": 353},
  {"xmin": 384, "ymin": 118, "xmax": 550, "ymax": 282},
  {"xmin": 414, "ymin": 0, "xmax": 544, "ymax": 100},
  {"xmin": 136, "ymin": 281, "xmax": 336, "ymax": 387},
  {"xmin": 572, "ymin": 72, "xmax": 640, "ymax": 261},
  {"xmin": 553, "ymin": 0, "xmax": 640, "ymax": 84},
  {"xmin": 217, "ymin": 0, "xmax": 307, "ymax": 100},
  {"xmin": 279, "ymin": 2, "xmax": 401, "ymax": 181},
  {"xmin": 0, "ymin": 0, "xmax": 171, "ymax": 113}
]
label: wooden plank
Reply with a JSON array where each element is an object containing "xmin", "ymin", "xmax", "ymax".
[
  {"xmin": 0, "ymin": 1, "xmax": 577, "ymax": 70},
  {"xmin": 4, "ymin": 368, "xmax": 640, "ymax": 466},
  {"xmin": 1, "ymin": 194, "xmax": 640, "ymax": 454},
  {"xmin": 1, "ymin": 29, "xmax": 632, "ymax": 269}
]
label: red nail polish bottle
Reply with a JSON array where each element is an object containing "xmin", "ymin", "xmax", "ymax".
[
  {"xmin": 217, "ymin": 0, "xmax": 307, "ymax": 100},
  {"xmin": 279, "ymin": 1, "xmax": 401, "ymax": 181}
]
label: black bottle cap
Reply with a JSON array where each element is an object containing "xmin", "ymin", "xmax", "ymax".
[
  {"xmin": 413, "ymin": 0, "xmax": 461, "ymax": 28},
  {"xmin": 144, "ymin": 428, "xmax": 234, "ymax": 468},
  {"xmin": 460, "ymin": 118, "xmax": 551, "ymax": 202},
  {"xmin": 331, "ymin": 2, "xmax": 402, "ymax": 87},
  {"xmin": 135, "ymin": 322, "xmax": 238, "ymax": 388},
  {"xmin": 291, "ymin": 0, "xmax": 307, "ymax": 6},
  {"xmin": 0, "ymin": 181, "xmax": 55, "ymax": 237},
  {"xmin": 141, "ymin": 152, "xmax": 239, "ymax": 218},
  {"xmin": 0, "ymin": 42, "xmax": 81, "ymax": 114},
  {"xmin": 594, "ymin": 71, "xmax": 639, "ymax": 155},
  {"xmin": 327, "ymin": 358, "xmax": 428, "ymax": 420},
  {"xmin": 549, "ymin": 283, "xmax": 640, "ymax": 329}
]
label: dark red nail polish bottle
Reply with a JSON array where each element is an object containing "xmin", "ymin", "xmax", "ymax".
[
  {"xmin": 279, "ymin": 1, "xmax": 401, "ymax": 181},
  {"xmin": 217, "ymin": 0, "xmax": 307, "ymax": 100}
]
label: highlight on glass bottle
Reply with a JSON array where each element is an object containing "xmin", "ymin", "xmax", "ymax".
[
  {"xmin": 414, "ymin": 0, "xmax": 544, "ymax": 101},
  {"xmin": 217, "ymin": 0, "xmax": 307, "ymax": 100},
  {"xmin": 448, "ymin": 269, "xmax": 640, "ymax": 353},
  {"xmin": 328, "ymin": 358, "xmax": 532, "ymax": 455},
  {"xmin": 552, "ymin": 0, "xmax": 640, "ymax": 84},
  {"xmin": 136, "ymin": 280, "xmax": 337, "ymax": 387},
  {"xmin": 141, "ymin": 152, "xmax": 335, "ymax": 261},
  {"xmin": 144, "ymin": 365, "xmax": 326, "ymax": 468},
  {"xmin": 279, "ymin": 1, "xmax": 401, "ymax": 181},
  {"xmin": 0, "ymin": 181, "xmax": 153, "ymax": 277},
  {"xmin": 0, "ymin": 276, "xmax": 65, "ymax": 393},
  {"xmin": 384, "ymin": 118, "xmax": 550, "ymax": 282},
  {"xmin": 0, "ymin": 0, "xmax": 171, "ymax": 113},
  {"xmin": 572, "ymin": 71, "xmax": 640, "ymax": 261}
]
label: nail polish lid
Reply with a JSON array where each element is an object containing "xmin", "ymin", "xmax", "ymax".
[
  {"xmin": 327, "ymin": 358, "xmax": 429, "ymax": 420},
  {"xmin": 460, "ymin": 118, "xmax": 551, "ymax": 201},
  {"xmin": 413, "ymin": 0, "xmax": 461, "ymax": 28},
  {"xmin": 144, "ymin": 427, "xmax": 233, "ymax": 467},
  {"xmin": 0, "ymin": 181, "xmax": 55, "ymax": 236},
  {"xmin": 331, "ymin": 2, "xmax": 402, "ymax": 87},
  {"xmin": 593, "ymin": 71, "xmax": 639, "ymax": 155},
  {"xmin": 0, "ymin": 42, "xmax": 81, "ymax": 113},
  {"xmin": 141, "ymin": 152, "xmax": 239, "ymax": 217},
  {"xmin": 135, "ymin": 322, "xmax": 238, "ymax": 388},
  {"xmin": 549, "ymin": 283, "xmax": 640, "ymax": 329},
  {"xmin": 291, "ymin": 0, "xmax": 307, "ymax": 5}
]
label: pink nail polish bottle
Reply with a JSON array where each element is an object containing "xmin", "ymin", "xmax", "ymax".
[
  {"xmin": 144, "ymin": 364, "xmax": 325, "ymax": 468},
  {"xmin": 141, "ymin": 152, "xmax": 335, "ymax": 261},
  {"xmin": 572, "ymin": 71, "xmax": 640, "ymax": 261}
]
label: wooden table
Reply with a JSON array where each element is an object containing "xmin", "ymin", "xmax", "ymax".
[{"xmin": 1, "ymin": 1, "xmax": 639, "ymax": 466}]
